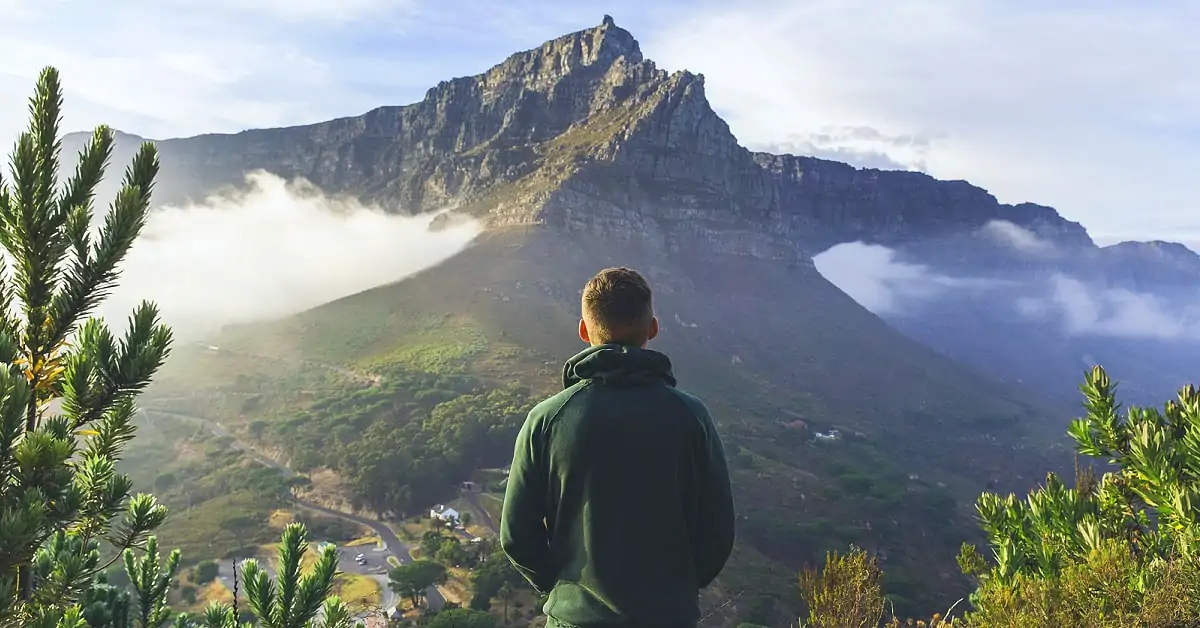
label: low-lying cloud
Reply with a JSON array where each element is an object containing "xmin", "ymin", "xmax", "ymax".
[
  {"xmin": 97, "ymin": 171, "xmax": 481, "ymax": 339},
  {"xmin": 1018, "ymin": 275, "xmax": 1194, "ymax": 341},
  {"xmin": 981, "ymin": 220, "xmax": 1058, "ymax": 257},
  {"xmin": 811, "ymin": 242, "xmax": 976, "ymax": 314},
  {"xmin": 813, "ymin": 222, "xmax": 1200, "ymax": 341}
]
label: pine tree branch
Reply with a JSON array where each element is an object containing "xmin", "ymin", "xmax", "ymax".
[{"xmin": 48, "ymin": 142, "xmax": 157, "ymax": 353}]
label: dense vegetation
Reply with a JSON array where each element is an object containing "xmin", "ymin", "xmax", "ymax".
[
  {"xmin": 800, "ymin": 367, "xmax": 1200, "ymax": 626},
  {"xmin": 148, "ymin": 358, "xmax": 534, "ymax": 519}
]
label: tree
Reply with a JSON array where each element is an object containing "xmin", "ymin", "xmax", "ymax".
[
  {"xmin": 434, "ymin": 538, "xmax": 467, "ymax": 568},
  {"xmin": 425, "ymin": 608, "xmax": 494, "ymax": 628},
  {"xmin": 496, "ymin": 583, "xmax": 515, "ymax": 626},
  {"xmin": 216, "ymin": 523, "xmax": 358, "ymax": 628},
  {"xmin": 468, "ymin": 550, "xmax": 524, "ymax": 612},
  {"xmin": 0, "ymin": 64, "xmax": 173, "ymax": 628},
  {"xmin": 420, "ymin": 532, "xmax": 447, "ymax": 559},
  {"xmin": 0, "ymin": 65, "xmax": 358, "ymax": 628},
  {"xmin": 388, "ymin": 560, "xmax": 446, "ymax": 609},
  {"xmin": 460, "ymin": 512, "xmax": 472, "ymax": 528}
]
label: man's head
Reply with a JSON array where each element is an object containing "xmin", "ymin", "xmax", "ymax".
[{"xmin": 579, "ymin": 267, "xmax": 659, "ymax": 347}]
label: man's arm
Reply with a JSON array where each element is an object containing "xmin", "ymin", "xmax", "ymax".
[
  {"xmin": 690, "ymin": 399, "xmax": 736, "ymax": 588},
  {"xmin": 500, "ymin": 409, "xmax": 555, "ymax": 594}
]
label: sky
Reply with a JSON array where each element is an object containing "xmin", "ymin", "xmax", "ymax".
[{"xmin": 1, "ymin": 0, "xmax": 1198, "ymax": 244}]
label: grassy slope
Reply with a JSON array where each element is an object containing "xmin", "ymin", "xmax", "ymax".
[
  {"xmin": 150, "ymin": 226, "xmax": 1072, "ymax": 620},
  {"xmin": 118, "ymin": 413, "xmax": 295, "ymax": 562}
]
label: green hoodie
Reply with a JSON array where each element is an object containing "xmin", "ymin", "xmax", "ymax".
[{"xmin": 500, "ymin": 343, "xmax": 736, "ymax": 628}]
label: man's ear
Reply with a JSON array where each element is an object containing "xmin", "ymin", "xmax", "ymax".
[
  {"xmin": 646, "ymin": 316, "xmax": 659, "ymax": 342},
  {"xmin": 578, "ymin": 318, "xmax": 591, "ymax": 344}
]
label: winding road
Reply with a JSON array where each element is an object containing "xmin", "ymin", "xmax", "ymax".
[{"xmin": 144, "ymin": 408, "xmax": 445, "ymax": 613}]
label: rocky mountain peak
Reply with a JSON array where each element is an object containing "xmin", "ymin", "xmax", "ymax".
[
  {"xmin": 67, "ymin": 17, "xmax": 1174, "ymax": 266},
  {"xmin": 469, "ymin": 16, "xmax": 644, "ymax": 100}
]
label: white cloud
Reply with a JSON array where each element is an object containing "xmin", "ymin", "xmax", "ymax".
[
  {"xmin": 648, "ymin": 0, "xmax": 1200, "ymax": 241},
  {"xmin": 0, "ymin": 0, "xmax": 425, "ymax": 147},
  {"xmin": 981, "ymin": 220, "xmax": 1058, "ymax": 257},
  {"xmin": 194, "ymin": 0, "xmax": 415, "ymax": 24},
  {"xmin": 812, "ymin": 241, "xmax": 996, "ymax": 314},
  {"xmin": 1035, "ymin": 275, "xmax": 1195, "ymax": 341},
  {"xmin": 815, "ymin": 240, "xmax": 1200, "ymax": 341},
  {"xmin": 757, "ymin": 125, "xmax": 932, "ymax": 171},
  {"xmin": 97, "ymin": 171, "xmax": 481, "ymax": 340}
]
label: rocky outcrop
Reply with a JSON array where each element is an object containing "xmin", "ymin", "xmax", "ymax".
[
  {"xmin": 63, "ymin": 17, "xmax": 1183, "ymax": 268},
  {"xmin": 1095, "ymin": 240, "xmax": 1200, "ymax": 287},
  {"xmin": 755, "ymin": 154, "xmax": 1094, "ymax": 250}
]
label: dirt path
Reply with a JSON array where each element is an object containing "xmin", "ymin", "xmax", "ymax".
[
  {"xmin": 463, "ymin": 492, "xmax": 499, "ymax": 534},
  {"xmin": 195, "ymin": 342, "xmax": 384, "ymax": 387}
]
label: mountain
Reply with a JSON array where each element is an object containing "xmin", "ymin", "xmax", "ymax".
[{"xmin": 114, "ymin": 16, "xmax": 1094, "ymax": 623}]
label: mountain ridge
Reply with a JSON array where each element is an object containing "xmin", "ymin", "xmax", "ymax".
[{"xmin": 65, "ymin": 15, "xmax": 1184, "ymax": 267}]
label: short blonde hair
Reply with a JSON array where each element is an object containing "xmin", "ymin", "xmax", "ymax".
[{"xmin": 581, "ymin": 267, "xmax": 654, "ymax": 345}]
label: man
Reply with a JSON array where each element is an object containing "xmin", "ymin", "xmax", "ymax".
[{"xmin": 500, "ymin": 267, "xmax": 736, "ymax": 628}]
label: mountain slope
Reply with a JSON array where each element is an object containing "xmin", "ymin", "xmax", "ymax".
[
  {"xmin": 124, "ymin": 16, "xmax": 1089, "ymax": 623},
  {"xmin": 151, "ymin": 225, "xmax": 1069, "ymax": 621}
]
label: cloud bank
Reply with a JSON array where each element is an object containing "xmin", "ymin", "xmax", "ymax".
[
  {"xmin": 811, "ymin": 242, "xmax": 979, "ymax": 314},
  {"xmin": 813, "ymin": 222, "xmax": 1200, "ymax": 341},
  {"xmin": 97, "ymin": 171, "xmax": 481, "ymax": 339},
  {"xmin": 1017, "ymin": 276, "xmax": 1195, "ymax": 341}
]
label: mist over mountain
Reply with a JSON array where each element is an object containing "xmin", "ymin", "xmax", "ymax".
[
  {"xmin": 813, "ymin": 221, "xmax": 1200, "ymax": 404},
  {"xmin": 96, "ymin": 170, "xmax": 480, "ymax": 340}
]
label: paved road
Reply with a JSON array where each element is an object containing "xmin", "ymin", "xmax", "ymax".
[
  {"xmin": 293, "ymin": 500, "xmax": 445, "ymax": 610},
  {"xmin": 143, "ymin": 409, "xmax": 445, "ymax": 613}
]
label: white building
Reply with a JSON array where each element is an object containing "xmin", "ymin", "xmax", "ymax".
[{"xmin": 430, "ymin": 505, "xmax": 460, "ymax": 523}]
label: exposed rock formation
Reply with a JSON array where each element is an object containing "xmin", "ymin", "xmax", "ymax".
[{"xmin": 68, "ymin": 16, "xmax": 1112, "ymax": 266}]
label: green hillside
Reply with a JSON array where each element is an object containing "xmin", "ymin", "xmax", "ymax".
[{"xmin": 146, "ymin": 227, "xmax": 1071, "ymax": 622}]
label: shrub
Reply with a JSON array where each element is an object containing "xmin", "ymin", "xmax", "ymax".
[
  {"xmin": 191, "ymin": 561, "xmax": 219, "ymax": 585},
  {"xmin": 798, "ymin": 547, "xmax": 886, "ymax": 628}
]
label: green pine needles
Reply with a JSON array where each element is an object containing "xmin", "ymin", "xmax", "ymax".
[
  {"xmin": 0, "ymin": 67, "xmax": 359, "ymax": 628},
  {"xmin": 0, "ymin": 64, "xmax": 173, "ymax": 628}
]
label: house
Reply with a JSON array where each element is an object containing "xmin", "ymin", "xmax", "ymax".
[
  {"xmin": 813, "ymin": 429, "xmax": 842, "ymax": 443},
  {"xmin": 430, "ymin": 505, "xmax": 460, "ymax": 524}
]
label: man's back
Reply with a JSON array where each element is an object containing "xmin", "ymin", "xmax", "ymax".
[{"xmin": 501, "ymin": 343, "xmax": 736, "ymax": 628}]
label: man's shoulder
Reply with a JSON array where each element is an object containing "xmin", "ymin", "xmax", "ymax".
[
  {"xmin": 529, "ymin": 381, "xmax": 591, "ymax": 423},
  {"xmin": 665, "ymin": 387, "xmax": 711, "ymax": 419}
]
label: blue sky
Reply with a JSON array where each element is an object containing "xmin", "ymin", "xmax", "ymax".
[{"xmin": 1, "ymin": 0, "xmax": 1198, "ymax": 244}]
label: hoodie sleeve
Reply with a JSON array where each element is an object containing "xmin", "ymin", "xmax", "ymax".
[
  {"xmin": 687, "ymin": 397, "xmax": 736, "ymax": 588},
  {"xmin": 500, "ymin": 406, "xmax": 555, "ymax": 593}
]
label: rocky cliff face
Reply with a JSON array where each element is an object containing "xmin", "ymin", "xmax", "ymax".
[{"xmin": 66, "ymin": 17, "xmax": 1166, "ymax": 267}]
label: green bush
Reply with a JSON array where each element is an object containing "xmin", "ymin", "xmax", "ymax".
[
  {"xmin": 800, "ymin": 366, "xmax": 1200, "ymax": 627},
  {"xmin": 191, "ymin": 560, "xmax": 219, "ymax": 585}
]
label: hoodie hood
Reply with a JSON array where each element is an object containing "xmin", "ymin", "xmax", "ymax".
[{"xmin": 562, "ymin": 343, "xmax": 677, "ymax": 389}]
